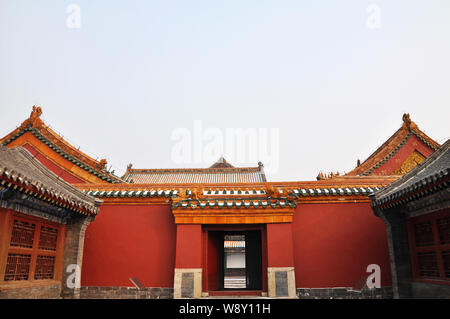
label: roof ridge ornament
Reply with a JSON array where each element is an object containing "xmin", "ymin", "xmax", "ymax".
[
  {"xmin": 265, "ymin": 184, "xmax": 281, "ymax": 198},
  {"xmin": 210, "ymin": 156, "xmax": 234, "ymax": 168},
  {"xmin": 20, "ymin": 105, "xmax": 44, "ymax": 129},
  {"xmin": 402, "ymin": 113, "xmax": 418, "ymax": 131},
  {"xmin": 96, "ymin": 158, "xmax": 107, "ymax": 171},
  {"xmin": 317, "ymin": 171, "xmax": 342, "ymax": 180},
  {"xmin": 176, "ymin": 186, "xmax": 202, "ymax": 201},
  {"xmin": 30, "ymin": 105, "xmax": 43, "ymax": 121}
]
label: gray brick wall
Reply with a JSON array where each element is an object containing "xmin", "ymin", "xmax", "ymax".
[
  {"xmin": 80, "ymin": 286, "xmax": 173, "ymax": 299},
  {"xmin": 296, "ymin": 287, "xmax": 393, "ymax": 299},
  {"xmin": 0, "ymin": 284, "xmax": 61, "ymax": 299},
  {"xmin": 60, "ymin": 216, "xmax": 92, "ymax": 299}
]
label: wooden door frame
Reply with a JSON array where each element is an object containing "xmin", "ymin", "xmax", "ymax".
[{"xmin": 202, "ymin": 224, "xmax": 267, "ymax": 293}]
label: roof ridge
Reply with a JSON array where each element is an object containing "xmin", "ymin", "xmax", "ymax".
[
  {"xmin": 372, "ymin": 139, "xmax": 450, "ymax": 201},
  {"xmin": 209, "ymin": 156, "xmax": 235, "ymax": 168},
  {"xmin": 122, "ymin": 162, "xmax": 266, "ymax": 184},
  {"xmin": 17, "ymin": 146, "xmax": 96, "ymax": 199},
  {"xmin": 128, "ymin": 167, "xmax": 262, "ymax": 173},
  {"xmin": 0, "ymin": 145, "xmax": 101, "ymax": 214},
  {"xmin": 346, "ymin": 113, "xmax": 440, "ymax": 176},
  {"xmin": 370, "ymin": 139, "xmax": 450, "ymax": 207},
  {"xmin": 0, "ymin": 106, "xmax": 124, "ymax": 184}
]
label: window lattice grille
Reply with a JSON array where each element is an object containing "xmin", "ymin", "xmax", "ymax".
[
  {"xmin": 437, "ymin": 217, "xmax": 450, "ymax": 245},
  {"xmin": 4, "ymin": 253, "xmax": 31, "ymax": 281},
  {"xmin": 443, "ymin": 250, "xmax": 450, "ymax": 279},
  {"xmin": 34, "ymin": 255, "xmax": 56, "ymax": 280},
  {"xmin": 10, "ymin": 220, "xmax": 35, "ymax": 248},
  {"xmin": 38, "ymin": 226, "xmax": 58, "ymax": 251},
  {"xmin": 414, "ymin": 222, "xmax": 434, "ymax": 247},
  {"xmin": 417, "ymin": 251, "xmax": 440, "ymax": 278}
]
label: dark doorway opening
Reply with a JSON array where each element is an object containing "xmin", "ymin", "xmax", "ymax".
[
  {"xmin": 224, "ymin": 234, "xmax": 246, "ymax": 289},
  {"xmin": 208, "ymin": 230, "xmax": 262, "ymax": 291}
]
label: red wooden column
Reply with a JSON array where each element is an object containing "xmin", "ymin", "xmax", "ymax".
[
  {"xmin": 266, "ymin": 223, "xmax": 296, "ymax": 297},
  {"xmin": 174, "ymin": 224, "xmax": 203, "ymax": 298}
]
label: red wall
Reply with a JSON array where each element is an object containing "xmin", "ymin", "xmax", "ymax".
[
  {"xmin": 80, "ymin": 202, "xmax": 392, "ymax": 289},
  {"xmin": 175, "ymin": 224, "xmax": 202, "ymax": 268},
  {"xmin": 81, "ymin": 204, "xmax": 176, "ymax": 287},
  {"xmin": 204, "ymin": 231, "xmax": 221, "ymax": 291},
  {"xmin": 21, "ymin": 143, "xmax": 86, "ymax": 184},
  {"xmin": 267, "ymin": 223, "xmax": 295, "ymax": 267},
  {"xmin": 292, "ymin": 202, "xmax": 392, "ymax": 288}
]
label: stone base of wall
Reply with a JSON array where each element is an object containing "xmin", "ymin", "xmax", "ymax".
[
  {"xmin": 296, "ymin": 287, "xmax": 393, "ymax": 299},
  {"xmin": 0, "ymin": 284, "xmax": 61, "ymax": 299},
  {"xmin": 80, "ymin": 286, "xmax": 173, "ymax": 299},
  {"xmin": 411, "ymin": 282, "xmax": 450, "ymax": 299},
  {"xmin": 268, "ymin": 267, "xmax": 297, "ymax": 298},
  {"xmin": 174, "ymin": 268, "xmax": 202, "ymax": 299}
]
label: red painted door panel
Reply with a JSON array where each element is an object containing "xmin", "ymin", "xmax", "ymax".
[{"xmin": 207, "ymin": 231, "xmax": 222, "ymax": 291}]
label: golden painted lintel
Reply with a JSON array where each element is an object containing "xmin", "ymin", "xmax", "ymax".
[
  {"xmin": 172, "ymin": 207, "xmax": 294, "ymax": 224},
  {"xmin": 174, "ymin": 215, "xmax": 293, "ymax": 224}
]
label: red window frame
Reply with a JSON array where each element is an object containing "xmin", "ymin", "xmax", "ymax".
[
  {"xmin": 0, "ymin": 209, "xmax": 66, "ymax": 288},
  {"xmin": 407, "ymin": 209, "xmax": 450, "ymax": 285}
]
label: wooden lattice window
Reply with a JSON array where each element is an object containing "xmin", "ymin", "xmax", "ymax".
[
  {"xmin": 414, "ymin": 222, "xmax": 434, "ymax": 247},
  {"xmin": 34, "ymin": 255, "xmax": 56, "ymax": 280},
  {"xmin": 10, "ymin": 220, "xmax": 36, "ymax": 248},
  {"xmin": 416, "ymin": 251, "xmax": 439, "ymax": 278},
  {"xmin": 443, "ymin": 250, "xmax": 450, "ymax": 279},
  {"xmin": 408, "ymin": 210, "xmax": 450, "ymax": 284},
  {"xmin": 4, "ymin": 253, "xmax": 32, "ymax": 281},
  {"xmin": 0, "ymin": 213, "xmax": 64, "ymax": 286},
  {"xmin": 38, "ymin": 226, "xmax": 58, "ymax": 251},
  {"xmin": 437, "ymin": 217, "xmax": 450, "ymax": 245}
]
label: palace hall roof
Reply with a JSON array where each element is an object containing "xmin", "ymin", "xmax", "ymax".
[
  {"xmin": 371, "ymin": 139, "xmax": 450, "ymax": 209},
  {"xmin": 2, "ymin": 107, "xmax": 441, "ymax": 204},
  {"xmin": 76, "ymin": 175, "xmax": 397, "ymax": 203},
  {"xmin": 122, "ymin": 159, "xmax": 267, "ymax": 184},
  {"xmin": 0, "ymin": 106, "xmax": 123, "ymax": 184},
  {"xmin": 0, "ymin": 145, "xmax": 101, "ymax": 215},
  {"xmin": 345, "ymin": 114, "xmax": 440, "ymax": 177}
]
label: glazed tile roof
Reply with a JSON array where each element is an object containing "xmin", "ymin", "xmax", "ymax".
[
  {"xmin": 171, "ymin": 198, "xmax": 297, "ymax": 210},
  {"xmin": 289, "ymin": 186, "xmax": 382, "ymax": 197},
  {"xmin": 82, "ymin": 185, "xmax": 386, "ymax": 199},
  {"xmin": 371, "ymin": 139, "xmax": 450, "ymax": 208},
  {"xmin": 123, "ymin": 159, "xmax": 266, "ymax": 184},
  {"xmin": 346, "ymin": 114, "xmax": 440, "ymax": 176},
  {"xmin": 210, "ymin": 156, "xmax": 235, "ymax": 168},
  {"xmin": 0, "ymin": 145, "xmax": 101, "ymax": 215},
  {"xmin": 0, "ymin": 106, "xmax": 123, "ymax": 183},
  {"xmin": 84, "ymin": 188, "xmax": 179, "ymax": 198}
]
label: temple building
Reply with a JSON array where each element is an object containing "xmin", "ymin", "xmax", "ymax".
[
  {"xmin": 371, "ymin": 140, "xmax": 450, "ymax": 298},
  {"xmin": 0, "ymin": 106, "xmax": 448, "ymax": 299},
  {"xmin": 0, "ymin": 144, "xmax": 100, "ymax": 298}
]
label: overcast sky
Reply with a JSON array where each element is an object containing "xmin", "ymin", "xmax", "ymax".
[{"xmin": 1, "ymin": 1, "xmax": 449, "ymax": 181}]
